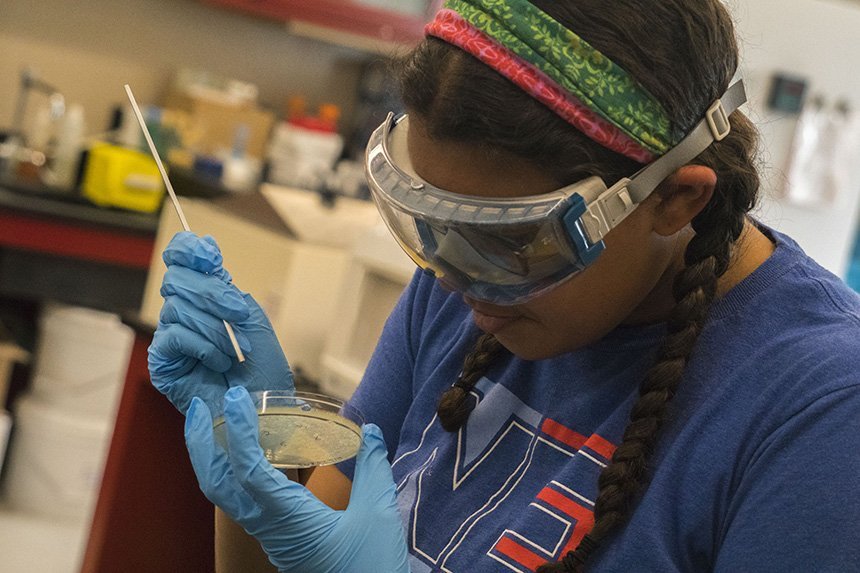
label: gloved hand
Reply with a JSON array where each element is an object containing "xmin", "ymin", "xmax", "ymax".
[
  {"xmin": 185, "ymin": 386, "xmax": 410, "ymax": 573},
  {"xmin": 148, "ymin": 232, "xmax": 294, "ymax": 413}
]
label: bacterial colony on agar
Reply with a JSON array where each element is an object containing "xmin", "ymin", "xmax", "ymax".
[{"xmin": 213, "ymin": 406, "xmax": 363, "ymax": 469}]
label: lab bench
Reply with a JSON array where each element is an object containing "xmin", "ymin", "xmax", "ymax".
[{"xmin": 0, "ymin": 181, "xmax": 156, "ymax": 312}]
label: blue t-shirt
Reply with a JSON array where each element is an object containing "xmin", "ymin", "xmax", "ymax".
[{"xmin": 342, "ymin": 229, "xmax": 860, "ymax": 572}]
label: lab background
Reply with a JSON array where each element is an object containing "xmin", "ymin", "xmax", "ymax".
[{"xmin": 0, "ymin": 0, "xmax": 858, "ymax": 571}]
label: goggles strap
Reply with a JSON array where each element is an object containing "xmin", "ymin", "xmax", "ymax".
[
  {"xmin": 628, "ymin": 80, "xmax": 748, "ymax": 203},
  {"xmin": 428, "ymin": 0, "xmax": 674, "ymax": 154},
  {"xmin": 579, "ymin": 80, "xmax": 748, "ymax": 243}
]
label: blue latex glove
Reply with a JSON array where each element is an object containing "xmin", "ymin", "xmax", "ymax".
[
  {"xmin": 148, "ymin": 232, "xmax": 294, "ymax": 413},
  {"xmin": 185, "ymin": 386, "xmax": 410, "ymax": 573}
]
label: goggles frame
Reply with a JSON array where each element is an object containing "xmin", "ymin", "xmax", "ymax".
[{"xmin": 365, "ymin": 79, "xmax": 747, "ymax": 304}]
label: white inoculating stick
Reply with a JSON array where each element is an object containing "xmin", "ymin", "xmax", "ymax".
[{"xmin": 124, "ymin": 84, "xmax": 246, "ymax": 363}]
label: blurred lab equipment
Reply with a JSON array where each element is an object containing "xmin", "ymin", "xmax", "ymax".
[
  {"xmin": 782, "ymin": 97, "xmax": 860, "ymax": 207},
  {"xmin": 266, "ymin": 98, "xmax": 344, "ymax": 191},
  {"xmin": 344, "ymin": 59, "xmax": 404, "ymax": 161},
  {"xmin": 0, "ymin": 68, "xmax": 67, "ymax": 185},
  {"xmin": 222, "ymin": 124, "xmax": 262, "ymax": 193},
  {"xmin": 163, "ymin": 69, "xmax": 275, "ymax": 170},
  {"xmin": 9, "ymin": 68, "xmax": 66, "ymax": 147},
  {"xmin": 82, "ymin": 142, "xmax": 165, "ymax": 212},
  {"xmin": 768, "ymin": 73, "xmax": 808, "ymax": 114},
  {"xmin": 81, "ymin": 101, "xmax": 197, "ymax": 212},
  {"xmin": 2, "ymin": 303, "xmax": 133, "ymax": 520},
  {"xmin": 50, "ymin": 104, "xmax": 86, "ymax": 189}
]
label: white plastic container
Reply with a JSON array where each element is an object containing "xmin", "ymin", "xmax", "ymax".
[
  {"xmin": 3, "ymin": 394, "xmax": 112, "ymax": 520},
  {"xmin": 31, "ymin": 303, "xmax": 133, "ymax": 417},
  {"xmin": 52, "ymin": 103, "xmax": 86, "ymax": 190},
  {"xmin": 0, "ymin": 410, "xmax": 11, "ymax": 476},
  {"xmin": 266, "ymin": 121, "xmax": 343, "ymax": 190}
]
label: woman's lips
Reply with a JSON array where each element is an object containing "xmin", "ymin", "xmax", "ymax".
[{"xmin": 466, "ymin": 300, "xmax": 521, "ymax": 334}]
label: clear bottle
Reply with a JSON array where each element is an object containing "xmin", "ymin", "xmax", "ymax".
[
  {"xmin": 52, "ymin": 103, "xmax": 86, "ymax": 190},
  {"xmin": 222, "ymin": 123, "xmax": 260, "ymax": 193}
]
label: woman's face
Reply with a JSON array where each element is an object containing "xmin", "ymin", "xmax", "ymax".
[{"xmin": 407, "ymin": 116, "xmax": 682, "ymax": 360}]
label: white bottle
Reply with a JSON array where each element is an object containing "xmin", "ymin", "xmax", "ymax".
[
  {"xmin": 222, "ymin": 124, "xmax": 260, "ymax": 193},
  {"xmin": 117, "ymin": 104, "xmax": 142, "ymax": 150},
  {"xmin": 28, "ymin": 103, "xmax": 54, "ymax": 152},
  {"xmin": 53, "ymin": 103, "xmax": 86, "ymax": 190}
]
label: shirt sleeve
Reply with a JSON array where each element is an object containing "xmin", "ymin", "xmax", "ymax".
[
  {"xmin": 714, "ymin": 384, "xmax": 860, "ymax": 572},
  {"xmin": 337, "ymin": 270, "xmax": 427, "ymax": 479}
]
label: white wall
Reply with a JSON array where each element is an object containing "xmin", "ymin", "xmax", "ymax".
[
  {"xmin": 730, "ymin": 0, "xmax": 860, "ymax": 275},
  {"xmin": 0, "ymin": 0, "xmax": 370, "ymax": 138}
]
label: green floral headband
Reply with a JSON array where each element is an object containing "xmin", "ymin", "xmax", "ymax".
[{"xmin": 442, "ymin": 0, "xmax": 675, "ymax": 154}]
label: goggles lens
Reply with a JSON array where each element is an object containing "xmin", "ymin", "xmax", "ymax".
[{"xmin": 366, "ymin": 114, "xmax": 602, "ymax": 305}]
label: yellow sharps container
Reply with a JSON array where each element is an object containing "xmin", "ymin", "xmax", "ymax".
[{"xmin": 82, "ymin": 143, "xmax": 166, "ymax": 213}]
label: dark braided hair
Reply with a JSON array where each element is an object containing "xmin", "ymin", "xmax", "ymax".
[
  {"xmin": 439, "ymin": 332, "xmax": 509, "ymax": 431},
  {"xmin": 396, "ymin": 1, "xmax": 760, "ymax": 570}
]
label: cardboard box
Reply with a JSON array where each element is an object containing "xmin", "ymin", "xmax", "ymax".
[
  {"xmin": 140, "ymin": 192, "xmax": 359, "ymax": 381},
  {"xmin": 164, "ymin": 91, "xmax": 276, "ymax": 159}
]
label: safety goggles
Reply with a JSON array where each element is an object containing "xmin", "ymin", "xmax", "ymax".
[{"xmin": 365, "ymin": 80, "xmax": 747, "ymax": 305}]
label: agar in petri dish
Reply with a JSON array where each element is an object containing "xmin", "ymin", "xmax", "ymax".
[{"xmin": 213, "ymin": 390, "xmax": 363, "ymax": 470}]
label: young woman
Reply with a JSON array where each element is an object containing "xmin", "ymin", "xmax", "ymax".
[{"xmin": 148, "ymin": 1, "xmax": 860, "ymax": 571}]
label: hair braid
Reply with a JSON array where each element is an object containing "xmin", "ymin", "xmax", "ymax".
[
  {"xmin": 537, "ymin": 115, "xmax": 757, "ymax": 572},
  {"xmin": 437, "ymin": 333, "xmax": 508, "ymax": 432}
]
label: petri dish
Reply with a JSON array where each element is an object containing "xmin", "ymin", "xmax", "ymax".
[{"xmin": 213, "ymin": 390, "xmax": 364, "ymax": 470}]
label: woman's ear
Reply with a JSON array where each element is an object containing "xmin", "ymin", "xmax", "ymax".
[{"xmin": 651, "ymin": 165, "xmax": 717, "ymax": 236}]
